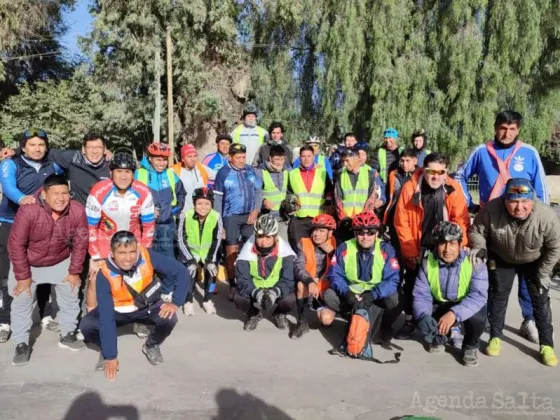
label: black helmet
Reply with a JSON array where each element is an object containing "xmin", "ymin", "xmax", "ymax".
[
  {"xmin": 280, "ymin": 193, "xmax": 301, "ymax": 215},
  {"xmin": 254, "ymin": 214, "xmax": 279, "ymax": 236},
  {"xmin": 109, "ymin": 152, "xmax": 137, "ymax": 172},
  {"xmin": 192, "ymin": 187, "xmax": 214, "ymax": 204},
  {"xmin": 242, "ymin": 103, "xmax": 259, "ymax": 118},
  {"xmin": 432, "ymin": 221, "xmax": 463, "ymax": 244}
]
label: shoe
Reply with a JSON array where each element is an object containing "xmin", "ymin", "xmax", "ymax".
[
  {"xmin": 0, "ymin": 323, "xmax": 11, "ymax": 343},
  {"xmin": 182, "ymin": 302, "xmax": 195, "ymax": 316},
  {"xmin": 273, "ymin": 312, "xmax": 288, "ymax": 330},
  {"xmin": 41, "ymin": 316, "xmax": 60, "ymax": 333},
  {"xmin": 12, "ymin": 343, "xmax": 30, "ymax": 366},
  {"xmin": 202, "ymin": 300, "xmax": 216, "ymax": 315},
  {"xmin": 395, "ymin": 320, "xmax": 415, "ymax": 340},
  {"xmin": 428, "ymin": 343, "xmax": 445, "ymax": 354},
  {"xmin": 463, "ymin": 348, "xmax": 479, "ymax": 367},
  {"xmin": 450, "ymin": 326, "xmax": 464, "ymax": 349},
  {"xmin": 540, "ymin": 345, "xmax": 558, "ymax": 367},
  {"xmin": 142, "ymin": 343, "xmax": 163, "ymax": 366},
  {"xmin": 75, "ymin": 330, "xmax": 84, "ymax": 341},
  {"xmin": 290, "ymin": 320, "xmax": 310, "ymax": 339},
  {"xmin": 133, "ymin": 323, "xmax": 150, "ymax": 338},
  {"xmin": 95, "ymin": 352, "xmax": 105, "ymax": 371},
  {"xmin": 485, "ymin": 337, "xmax": 502, "ymax": 357},
  {"xmin": 519, "ymin": 319, "xmax": 539, "ymax": 344},
  {"xmin": 243, "ymin": 312, "xmax": 262, "ymax": 331},
  {"xmin": 58, "ymin": 332, "xmax": 86, "ymax": 351}
]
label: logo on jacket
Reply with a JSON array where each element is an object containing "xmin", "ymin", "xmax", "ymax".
[
  {"xmin": 513, "ymin": 156, "xmax": 524, "ymax": 172},
  {"xmin": 108, "ymin": 200, "xmax": 119, "ymax": 211},
  {"xmin": 390, "ymin": 258, "xmax": 400, "ymax": 270}
]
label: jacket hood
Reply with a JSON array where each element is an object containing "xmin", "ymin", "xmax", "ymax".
[{"xmin": 238, "ymin": 235, "xmax": 295, "ymax": 262}]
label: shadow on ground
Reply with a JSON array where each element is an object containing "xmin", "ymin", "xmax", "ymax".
[
  {"xmin": 212, "ymin": 388, "xmax": 294, "ymax": 420},
  {"xmin": 63, "ymin": 391, "xmax": 139, "ymax": 420}
]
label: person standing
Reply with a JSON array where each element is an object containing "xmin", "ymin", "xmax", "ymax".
[
  {"xmin": 293, "ymin": 137, "xmax": 333, "ymax": 181},
  {"xmin": 202, "ymin": 134, "xmax": 232, "ymax": 186},
  {"xmin": 410, "ymin": 130, "xmax": 431, "ymax": 168},
  {"xmin": 172, "ymin": 144, "xmax": 214, "ymax": 212},
  {"xmin": 230, "ymin": 103, "xmax": 269, "ymax": 165},
  {"xmin": 252, "ymin": 122, "xmax": 293, "ymax": 169},
  {"xmin": 371, "ymin": 128, "xmax": 403, "ymax": 184}
]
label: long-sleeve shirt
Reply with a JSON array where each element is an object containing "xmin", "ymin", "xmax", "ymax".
[
  {"xmin": 334, "ymin": 167, "xmax": 386, "ymax": 220},
  {"xmin": 177, "ymin": 210, "xmax": 223, "ymax": 264},
  {"xmin": 294, "ymin": 242, "xmax": 332, "ymax": 284},
  {"xmin": 293, "ymin": 154, "xmax": 333, "ymax": 181},
  {"xmin": 213, "ymin": 163, "xmax": 262, "ymax": 217},
  {"xmin": 255, "ymin": 167, "xmax": 287, "ymax": 220}
]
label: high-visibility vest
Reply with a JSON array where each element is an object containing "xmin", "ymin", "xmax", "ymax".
[
  {"xmin": 184, "ymin": 209, "xmax": 220, "ymax": 262},
  {"xmin": 483, "ymin": 141, "xmax": 524, "ymax": 206},
  {"xmin": 288, "ymin": 167, "xmax": 327, "ymax": 218},
  {"xmin": 136, "ymin": 168, "xmax": 177, "ymax": 206},
  {"xmin": 172, "ymin": 162, "xmax": 209, "ymax": 187},
  {"xmin": 317, "ymin": 154, "xmax": 326, "ymax": 168},
  {"xmin": 100, "ymin": 247, "xmax": 154, "ymax": 313},
  {"xmin": 344, "ymin": 239, "xmax": 384, "ymax": 294},
  {"xmin": 262, "ymin": 169, "xmax": 288, "ymax": 211},
  {"xmin": 249, "ymin": 256, "xmax": 283, "ymax": 288},
  {"xmin": 340, "ymin": 166, "xmax": 370, "ymax": 217},
  {"xmin": 378, "ymin": 147, "xmax": 404, "ymax": 183},
  {"xmin": 300, "ymin": 236, "xmax": 336, "ymax": 293},
  {"xmin": 426, "ymin": 252, "xmax": 472, "ymax": 302},
  {"xmin": 232, "ymin": 125, "xmax": 268, "ymax": 145}
]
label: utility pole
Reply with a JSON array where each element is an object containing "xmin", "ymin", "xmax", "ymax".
[
  {"xmin": 153, "ymin": 46, "xmax": 161, "ymax": 143},
  {"xmin": 166, "ymin": 26, "xmax": 174, "ymax": 166}
]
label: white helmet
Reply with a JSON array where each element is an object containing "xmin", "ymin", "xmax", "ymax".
[{"xmin": 254, "ymin": 214, "xmax": 279, "ymax": 236}]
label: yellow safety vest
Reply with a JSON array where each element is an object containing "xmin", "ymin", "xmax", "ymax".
[
  {"xmin": 249, "ymin": 256, "xmax": 283, "ymax": 288},
  {"xmin": 183, "ymin": 209, "xmax": 220, "ymax": 262},
  {"xmin": 288, "ymin": 167, "xmax": 327, "ymax": 218},
  {"xmin": 136, "ymin": 168, "xmax": 177, "ymax": 206},
  {"xmin": 426, "ymin": 252, "xmax": 472, "ymax": 302},
  {"xmin": 340, "ymin": 166, "xmax": 370, "ymax": 217},
  {"xmin": 344, "ymin": 239, "xmax": 384, "ymax": 294},
  {"xmin": 262, "ymin": 170, "xmax": 288, "ymax": 211},
  {"xmin": 232, "ymin": 125, "xmax": 268, "ymax": 145},
  {"xmin": 378, "ymin": 147, "xmax": 404, "ymax": 183}
]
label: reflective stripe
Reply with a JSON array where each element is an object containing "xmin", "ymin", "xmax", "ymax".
[
  {"xmin": 136, "ymin": 168, "xmax": 177, "ymax": 206},
  {"xmin": 232, "ymin": 126, "xmax": 267, "ymax": 145},
  {"xmin": 426, "ymin": 253, "xmax": 472, "ymax": 302},
  {"xmin": 344, "ymin": 239, "xmax": 384, "ymax": 294},
  {"xmin": 262, "ymin": 170, "xmax": 288, "ymax": 210},
  {"xmin": 288, "ymin": 167, "xmax": 327, "ymax": 218},
  {"xmin": 340, "ymin": 167, "xmax": 370, "ymax": 218},
  {"xmin": 184, "ymin": 209, "xmax": 220, "ymax": 262},
  {"xmin": 250, "ymin": 256, "xmax": 283, "ymax": 288},
  {"xmin": 378, "ymin": 147, "xmax": 403, "ymax": 183}
]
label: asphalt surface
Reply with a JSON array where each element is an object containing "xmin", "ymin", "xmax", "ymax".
[{"xmin": 0, "ymin": 280, "xmax": 559, "ymax": 420}]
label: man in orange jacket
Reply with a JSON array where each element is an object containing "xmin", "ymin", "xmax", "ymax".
[{"xmin": 394, "ymin": 152, "xmax": 470, "ymax": 339}]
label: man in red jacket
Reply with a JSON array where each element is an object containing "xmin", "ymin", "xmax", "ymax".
[{"xmin": 8, "ymin": 175, "xmax": 88, "ymax": 366}]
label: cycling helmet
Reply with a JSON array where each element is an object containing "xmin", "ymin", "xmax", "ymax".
[
  {"xmin": 280, "ymin": 193, "xmax": 301, "ymax": 215},
  {"xmin": 254, "ymin": 214, "xmax": 279, "ymax": 236},
  {"xmin": 432, "ymin": 221, "xmax": 463, "ymax": 244},
  {"xmin": 192, "ymin": 187, "xmax": 214, "ymax": 204},
  {"xmin": 216, "ymin": 133, "xmax": 233, "ymax": 143},
  {"xmin": 311, "ymin": 214, "xmax": 336, "ymax": 230},
  {"xmin": 242, "ymin": 103, "xmax": 259, "ymax": 117},
  {"xmin": 147, "ymin": 142, "xmax": 172, "ymax": 157},
  {"xmin": 305, "ymin": 135, "xmax": 323, "ymax": 145},
  {"xmin": 352, "ymin": 211, "xmax": 380, "ymax": 230},
  {"xmin": 110, "ymin": 152, "xmax": 137, "ymax": 172}
]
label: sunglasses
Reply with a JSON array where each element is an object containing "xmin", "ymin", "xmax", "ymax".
[
  {"xmin": 229, "ymin": 144, "xmax": 247, "ymax": 154},
  {"xmin": 424, "ymin": 168, "xmax": 447, "ymax": 176},
  {"xmin": 111, "ymin": 231, "xmax": 137, "ymax": 247},
  {"xmin": 507, "ymin": 185, "xmax": 532, "ymax": 194},
  {"xmin": 23, "ymin": 128, "xmax": 48, "ymax": 139},
  {"xmin": 355, "ymin": 229, "xmax": 377, "ymax": 237}
]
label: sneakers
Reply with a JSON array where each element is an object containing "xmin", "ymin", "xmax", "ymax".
[
  {"xmin": 485, "ymin": 337, "xmax": 502, "ymax": 357},
  {"xmin": 519, "ymin": 319, "xmax": 539, "ymax": 344},
  {"xmin": 243, "ymin": 312, "xmax": 262, "ymax": 331},
  {"xmin": 41, "ymin": 316, "xmax": 60, "ymax": 333},
  {"xmin": 0, "ymin": 323, "xmax": 11, "ymax": 343},
  {"xmin": 202, "ymin": 300, "xmax": 216, "ymax": 315},
  {"xmin": 463, "ymin": 348, "xmax": 479, "ymax": 367},
  {"xmin": 450, "ymin": 326, "xmax": 464, "ymax": 349},
  {"xmin": 182, "ymin": 302, "xmax": 195, "ymax": 317},
  {"xmin": 95, "ymin": 352, "xmax": 105, "ymax": 371},
  {"xmin": 273, "ymin": 312, "xmax": 288, "ymax": 330},
  {"xmin": 395, "ymin": 320, "xmax": 415, "ymax": 340},
  {"xmin": 290, "ymin": 320, "xmax": 310, "ymax": 339},
  {"xmin": 540, "ymin": 345, "xmax": 558, "ymax": 367},
  {"xmin": 58, "ymin": 332, "xmax": 86, "ymax": 351},
  {"xmin": 133, "ymin": 323, "xmax": 150, "ymax": 338},
  {"xmin": 75, "ymin": 330, "xmax": 84, "ymax": 341},
  {"xmin": 428, "ymin": 343, "xmax": 445, "ymax": 354},
  {"xmin": 13, "ymin": 343, "xmax": 30, "ymax": 366},
  {"xmin": 142, "ymin": 343, "xmax": 163, "ymax": 365}
]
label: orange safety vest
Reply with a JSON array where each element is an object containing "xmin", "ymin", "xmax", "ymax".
[
  {"xmin": 100, "ymin": 247, "xmax": 154, "ymax": 312},
  {"xmin": 484, "ymin": 140, "xmax": 523, "ymax": 206},
  {"xmin": 172, "ymin": 162, "xmax": 209, "ymax": 186},
  {"xmin": 300, "ymin": 236, "xmax": 336, "ymax": 292}
]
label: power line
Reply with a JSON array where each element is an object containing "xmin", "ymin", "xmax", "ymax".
[{"xmin": 1, "ymin": 50, "xmax": 63, "ymax": 62}]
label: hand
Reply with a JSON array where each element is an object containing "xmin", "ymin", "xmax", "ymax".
[
  {"xmin": 308, "ymin": 281, "xmax": 319, "ymax": 299},
  {"xmin": 468, "ymin": 248, "xmax": 487, "ymax": 264},
  {"xmin": 161, "ymin": 293, "xmax": 173, "ymax": 303},
  {"xmin": 252, "ymin": 289, "xmax": 265, "ymax": 308},
  {"xmin": 318, "ymin": 241, "xmax": 334, "ymax": 254},
  {"xmin": 159, "ymin": 303, "xmax": 178, "ymax": 319},
  {"xmin": 374, "ymin": 199, "xmax": 384, "ymax": 209},
  {"xmin": 247, "ymin": 209, "xmax": 259, "ymax": 225},
  {"xmin": 206, "ymin": 263, "xmax": 218, "ymax": 278},
  {"xmin": 89, "ymin": 259, "xmax": 101, "ymax": 280},
  {"xmin": 358, "ymin": 292, "xmax": 374, "ymax": 308},
  {"xmin": 405, "ymin": 257, "xmax": 418, "ymax": 269},
  {"xmin": 104, "ymin": 150, "xmax": 113, "ymax": 160},
  {"xmin": 104, "ymin": 358, "xmax": 119, "ymax": 381},
  {"xmin": 13, "ymin": 279, "xmax": 33, "ymax": 297},
  {"xmin": 0, "ymin": 148, "xmax": 15, "ymax": 159},
  {"xmin": 63, "ymin": 274, "xmax": 81, "ymax": 292},
  {"xmin": 262, "ymin": 287, "xmax": 280, "ymax": 309},
  {"xmin": 187, "ymin": 264, "xmax": 198, "ymax": 280},
  {"xmin": 437, "ymin": 311, "xmax": 456, "ymax": 336},
  {"xmin": 154, "ymin": 208, "xmax": 161, "ymax": 219},
  {"xmin": 19, "ymin": 196, "xmax": 36, "ymax": 205},
  {"xmin": 345, "ymin": 290, "xmax": 359, "ymax": 307},
  {"xmin": 262, "ymin": 200, "xmax": 274, "ymax": 210},
  {"xmin": 222, "ymin": 229, "xmax": 226, "ymax": 240}
]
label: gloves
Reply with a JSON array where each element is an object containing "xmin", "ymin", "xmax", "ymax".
[
  {"xmin": 468, "ymin": 248, "xmax": 487, "ymax": 264},
  {"xmin": 187, "ymin": 263, "xmax": 198, "ymax": 280},
  {"xmin": 252, "ymin": 288, "xmax": 265, "ymax": 308},
  {"xmin": 206, "ymin": 263, "xmax": 218, "ymax": 278},
  {"xmin": 417, "ymin": 316, "xmax": 438, "ymax": 344},
  {"xmin": 345, "ymin": 290, "xmax": 359, "ymax": 307},
  {"xmin": 262, "ymin": 287, "xmax": 281, "ymax": 310},
  {"xmin": 358, "ymin": 292, "xmax": 375, "ymax": 309}
]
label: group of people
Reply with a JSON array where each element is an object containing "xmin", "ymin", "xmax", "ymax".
[{"xmin": 0, "ymin": 107, "xmax": 558, "ymax": 382}]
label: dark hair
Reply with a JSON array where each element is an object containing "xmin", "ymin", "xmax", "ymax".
[
  {"xmin": 299, "ymin": 145, "xmax": 315, "ymax": 155},
  {"xmin": 423, "ymin": 152, "xmax": 449, "ymax": 167},
  {"xmin": 43, "ymin": 174, "xmax": 69, "ymax": 190},
  {"xmin": 410, "ymin": 130, "xmax": 427, "ymax": 142},
  {"xmin": 216, "ymin": 133, "xmax": 233, "ymax": 143},
  {"xmin": 110, "ymin": 230, "xmax": 138, "ymax": 250},
  {"xmin": 20, "ymin": 128, "xmax": 49, "ymax": 150},
  {"xmin": 82, "ymin": 132, "xmax": 107, "ymax": 147},
  {"xmin": 269, "ymin": 145, "xmax": 286, "ymax": 158},
  {"xmin": 268, "ymin": 121, "xmax": 285, "ymax": 135},
  {"xmin": 341, "ymin": 148, "xmax": 358, "ymax": 158},
  {"xmin": 343, "ymin": 132, "xmax": 357, "ymax": 141},
  {"xmin": 495, "ymin": 110, "xmax": 523, "ymax": 127},
  {"xmin": 400, "ymin": 148, "xmax": 418, "ymax": 158}
]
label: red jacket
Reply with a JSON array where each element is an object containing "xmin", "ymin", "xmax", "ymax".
[{"xmin": 8, "ymin": 197, "xmax": 88, "ymax": 281}]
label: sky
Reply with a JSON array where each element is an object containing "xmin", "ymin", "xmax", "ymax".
[{"xmin": 60, "ymin": 0, "xmax": 93, "ymax": 59}]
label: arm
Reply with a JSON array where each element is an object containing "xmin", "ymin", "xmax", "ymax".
[
  {"xmin": 7, "ymin": 206, "xmax": 34, "ymax": 281},
  {"xmin": 535, "ymin": 213, "xmax": 560, "ymax": 280},
  {"xmin": 448, "ymin": 187, "xmax": 471, "ymax": 248},
  {"xmin": 205, "ymin": 216, "xmax": 223, "ymax": 264},
  {"xmin": 294, "ymin": 245, "xmax": 313, "ymax": 284},
  {"xmin": 364, "ymin": 169, "xmax": 386, "ymax": 210},
  {"xmin": 370, "ymin": 149, "xmax": 380, "ymax": 173},
  {"xmin": 172, "ymin": 175, "xmax": 186, "ymax": 216},
  {"xmin": 47, "ymin": 149, "xmax": 77, "ymax": 170},
  {"xmin": 323, "ymin": 157, "xmax": 333, "ymax": 181},
  {"xmin": 176, "ymin": 212, "xmax": 195, "ymax": 264},
  {"xmin": 454, "ymin": 149, "xmax": 478, "ymax": 208},
  {"xmin": 250, "ymin": 168, "xmax": 263, "ymax": 212},
  {"xmin": 148, "ymin": 249, "xmax": 189, "ymax": 307},
  {"xmin": 324, "ymin": 172, "xmax": 334, "ymax": 201},
  {"xmin": 328, "ymin": 244, "xmax": 350, "ymax": 296},
  {"xmin": 334, "ymin": 178, "xmax": 347, "ymax": 220},
  {"xmin": 0, "ymin": 160, "xmax": 25, "ymax": 204},
  {"xmin": 205, "ymin": 165, "xmax": 216, "ymax": 183},
  {"xmin": 468, "ymin": 207, "xmax": 490, "ymax": 250},
  {"xmin": 140, "ymin": 192, "xmax": 155, "ymax": 248},
  {"xmin": 531, "ymin": 151, "xmax": 550, "ymax": 204},
  {"xmin": 86, "ymin": 193, "xmax": 103, "ymax": 259},
  {"xmin": 213, "ymin": 169, "xmax": 225, "ymax": 215},
  {"xmin": 370, "ymin": 243, "xmax": 400, "ymax": 300},
  {"xmin": 393, "ymin": 185, "xmax": 417, "ymax": 260},
  {"xmin": 235, "ymin": 260, "xmax": 255, "ymax": 298},
  {"xmin": 252, "ymin": 145, "xmax": 263, "ymax": 168},
  {"xmin": 451, "ymin": 260, "xmax": 488, "ymax": 322},
  {"xmin": 412, "ymin": 263, "xmax": 434, "ymax": 321},
  {"xmin": 68, "ymin": 205, "xmax": 89, "ymax": 275},
  {"xmin": 276, "ymin": 255, "xmax": 295, "ymax": 298},
  {"xmin": 96, "ymin": 271, "xmax": 118, "ymax": 360}
]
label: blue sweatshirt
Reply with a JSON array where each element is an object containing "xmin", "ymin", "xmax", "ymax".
[{"xmin": 96, "ymin": 249, "xmax": 190, "ymax": 360}]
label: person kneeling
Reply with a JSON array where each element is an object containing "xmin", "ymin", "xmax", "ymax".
[
  {"xmin": 235, "ymin": 215, "xmax": 296, "ymax": 331},
  {"xmin": 413, "ymin": 222, "xmax": 487, "ymax": 367},
  {"xmin": 80, "ymin": 231, "xmax": 189, "ymax": 381},
  {"xmin": 326, "ymin": 211, "xmax": 401, "ymax": 360},
  {"xmin": 292, "ymin": 214, "xmax": 337, "ymax": 339}
]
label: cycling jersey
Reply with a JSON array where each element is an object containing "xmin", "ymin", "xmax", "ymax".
[
  {"xmin": 86, "ymin": 179, "xmax": 155, "ymax": 259},
  {"xmin": 213, "ymin": 163, "xmax": 262, "ymax": 218},
  {"xmin": 202, "ymin": 152, "xmax": 229, "ymax": 176}
]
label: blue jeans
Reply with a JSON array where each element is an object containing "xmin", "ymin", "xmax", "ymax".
[
  {"xmin": 518, "ymin": 275, "xmax": 534, "ymax": 320},
  {"xmin": 152, "ymin": 222, "xmax": 176, "ymax": 258}
]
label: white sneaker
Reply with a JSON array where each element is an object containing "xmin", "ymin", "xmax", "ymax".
[
  {"xmin": 41, "ymin": 316, "xmax": 60, "ymax": 332},
  {"xmin": 202, "ymin": 301, "xmax": 216, "ymax": 315},
  {"xmin": 183, "ymin": 302, "xmax": 195, "ymax": 317},
  {"xmin": 0, "ymin": 323, "xmax": 11, "ymax": 343},
  {"xmin": 519, "ymin": 319, "xmax": 539, "ymax": 344},
  {"xmin": 76, "ymin": 330, "xmax": 84, "ymax": 341}
]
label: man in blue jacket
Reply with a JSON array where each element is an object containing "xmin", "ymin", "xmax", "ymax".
[
  {"xmin": 413, "ymin": 222, "xmax": 488, "ymax": 367},
  {"xmin": 455, "ymin": 110, "xmax": 547, "ymax": 344},
  {"xmin": 80, "ymin": 231, "xmax": 189, "ymax": 381}
]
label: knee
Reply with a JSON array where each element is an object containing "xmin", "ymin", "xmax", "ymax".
[
  {"xmin": 319, "ymin": 308, "xmax": 335, "ymax": 326},
  {"xmin": 382, "ymin": 292, "xmax": 400, "ymax": 310},
  {"xmin": 233, "ymin": 294, "xmax": 251, "ymax": 312},
  {"xmin": 79, "ymin": 313, "xmax": 99, "ymax": 335},
  {"xmin": 323, "ymin": 288, "xmax": 338, "ymax": 307},
  {"xmin": 296, "ymin": 282, "xmax": 307, "ymax": 298}
]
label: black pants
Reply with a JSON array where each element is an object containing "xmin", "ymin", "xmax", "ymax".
[
  {"xmin": 431, "ymin": 302, "xmax": 486, "ymax": 350},
  {"xmin": 488, "ymin": 255, "xmax": 554, "ymax": 347},
  {"xmin": 288, "ymin": 217, "xmax": 313, "ymax": 251},
  {"xmin": 402, "ymin": 265, "xmax": 420, "ymax": 316},
  {"xmin": 234, "ymin": 292, "xmax": 296, "ymax": 316},
  {"xmin": 0, "ymin": 223, "xmax": 12, "ymax": 324},
  {"xmin": 186, "ymin": 264, "xmax": 216, "ymax": 304}
]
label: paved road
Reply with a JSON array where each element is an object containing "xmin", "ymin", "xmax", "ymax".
[{"xmin": 0, "ymin": 281, "xmax": 559, "ymax": 420}]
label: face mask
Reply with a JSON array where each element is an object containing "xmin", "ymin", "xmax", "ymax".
[{"xmin": 257, "ymin": 243, "xmax": 275, "ymax": 255}]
